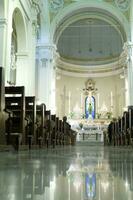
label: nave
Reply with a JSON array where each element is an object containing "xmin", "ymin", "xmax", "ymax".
[{"xmin": 0, "ymin": 143, "xmax": 132, "ymax": 200}]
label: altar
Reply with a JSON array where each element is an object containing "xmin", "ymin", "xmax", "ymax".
[{"xmin": 68, "ymin": 119, "xmax": 110, "ymax": 142}]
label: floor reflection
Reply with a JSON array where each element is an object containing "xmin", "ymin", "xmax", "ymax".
[{"xmin": 0, "ymin": 145, "xmax": 133, "ymax": 200}]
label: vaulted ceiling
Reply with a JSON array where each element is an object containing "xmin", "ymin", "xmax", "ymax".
[
  {"xmin": 54, "ymin": 4, "xmax": 128, "ymax": 77},
  {"xmin": 57, "ymin": 18, "xmax": 123, "ymax": 66}
]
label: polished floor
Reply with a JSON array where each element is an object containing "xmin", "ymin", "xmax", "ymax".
[{"xmin": 0, "ymin": 143, "xmax": 133, "ymax": 200}]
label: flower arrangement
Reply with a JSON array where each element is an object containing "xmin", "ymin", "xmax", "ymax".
[
  {"xmin": 106, "ymin": 112, "xmax": 112, "ymax": 119},
  {"xmin": 96, "ymin": 113, "xmax": 101, "ymax": 119},
  {"xmin": 68, "ymin": 111, "xmax": 75, "ymax": 119},
  {"xmin": 81, "ymin": 114, "xmax": 85, "ymax": 119}
]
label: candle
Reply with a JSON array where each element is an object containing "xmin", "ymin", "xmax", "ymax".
[
  {"xmin": 68, "ymin": 91, "xmax": 71, "ymax": 113},
  {"xmin": 80, "ymin": 93, "xmax": 83, "ymax": 108},
  {"xmin": 111, "ymin": 91, "xmax": 113, "ymax": 112},
  {"xmin": 111, "ymin": 91, "xmax": 113, "ymax": 107},
  {"xmin": 97, "ymin": 93, "xmax": 99, "ymax": 112}
]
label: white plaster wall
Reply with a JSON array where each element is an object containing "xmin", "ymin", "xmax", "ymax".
[
  {"xmin": 56, "ymin": 74, "xmax": 125, "ymax": 119},
  {"xmin": 2, "ymin": 0, "xmax": 38, "ymax": 96}
]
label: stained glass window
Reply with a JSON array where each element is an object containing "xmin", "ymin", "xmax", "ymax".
[{"xmin": 85, "ymin": 96, "xmax": 95, "ymax": 119}]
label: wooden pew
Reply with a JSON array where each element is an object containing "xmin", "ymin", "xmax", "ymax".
[
  {"xmin": 111, "ymin": 121, "xmax": 115, "ymax": 146},
  {"xmin": 25, "ymin": 96, "xmax": 36, "ymax": 149},
  {"xmin": 51, "ymin": 114, "xmax": 56, "ymax": 148},
  {"xmin": 124, "ymin": 111, "xmax": 130, "ymax": 145},
  {"xmin": 118, "ymin": 117, "xmax": 122, "ymax": 145},
  {"xmin": 116, "ymin": 118, "xmax": 121, "ymax": 146},
  {"xmin": 55, "ymin": 117, "xmax": 59, "ymax": 145},
  {"xmin": 115, "ymin": 119, "xmax": 122, "ymax": 146},
  {"xmin": 36, "ymin": 104, "xmax": 46, "ymax": 148},
  {"xmin": 120, "ymin": 115, "xmax": 125, "ymax": 145},
  {"xmin": 5, "ymin": 86, "xmax": 25, "ymax": 150},
  {"xmin": 128, "ymin": 106, "xmax": 133, "ymax": 145},
  {"xmin": 0, "ymin": 67, "xmax": 6, "ymax": 145},
  {"xmin": 45, "ymin": 110, "xmax": 51, "ymax": 148},
  {"xmin": 58, "ymin": 120, "xmax": 63, "ymax": 145}
]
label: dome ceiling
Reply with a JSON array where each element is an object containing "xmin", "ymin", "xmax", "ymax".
[{"xmin": 57, "ymin": 18, "xmax": 123, "ymax": 66}]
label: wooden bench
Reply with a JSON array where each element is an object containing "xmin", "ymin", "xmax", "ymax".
[
  {"xmin": 5, "ymin": 86, "xmax": 25, "ymax": 150},
  {"xmin": 25, "ymin": 96, "xmax": 36, "ymax": 149}
]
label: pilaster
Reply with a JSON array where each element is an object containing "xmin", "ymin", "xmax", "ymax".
[
  {"xmin": 0, "ymin": 18, "xmax": 7, "ymax": 67},
  {"xmin": 123, "ymin": 42, "xmax": 133, "ymax": 106}
]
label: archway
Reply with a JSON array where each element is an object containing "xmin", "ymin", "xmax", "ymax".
[
  {"xmin": 51, "ymin": 1, "xmax": 129, "ymax": 43},
  {"xmin": 54, "ymin": 1, "xmax": 129, "ymax": 119},
  {"xmin": 0, "ymin": 0, "xmax": 5, "ymax": 18},
  {"xmin": 0, "ymin": 0, "xmax": 6, "ymax": 67},
  {"xmin": 9, "ymin": 8, "xmax": 26, "ymax": 85}
]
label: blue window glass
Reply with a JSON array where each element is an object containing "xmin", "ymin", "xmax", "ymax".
[
  {"xmin": 85, "ymin": 173, "xmax": 96, "ymax": 198},
  {"xmin": 85, "ymin": 96, "xmax": 95, "ymax": 119}
]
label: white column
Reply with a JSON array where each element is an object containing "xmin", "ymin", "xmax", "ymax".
[
  {"xmin": 125, "ymin": 72, "xmax": 129, "ymax": 108},
  {"xmin": 0, "ymin": 18, "xmax": 7, "ymax": 67},
  {"xmin": 123, "ymin": 42, "xmax": 133, "ymax": 106},
  {"xmin": 36, "ymin": 0, "xmax": 56, "ymax": 113},
  {"xmin": 37, "ymin": 45, "xmax": 56, "ymax": 113},
  {"xmin": 128, "ymin": 3, "xmax": 133, "ymax": 105}
]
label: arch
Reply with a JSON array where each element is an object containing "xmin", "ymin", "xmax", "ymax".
[
  {"xmin": 51, "ymin": 0, "xmax": 129, "ymax": 43},
  {"xmin": 9, "ymin": 8, "xmax": 27, "ymax": 85},
  {"xmin": 12, "ymin": 8, "xmax": 26, "ymax": 51},
  {"xmin": 85, "ymin": 96, "xmax": 96, "ymax": 119}
]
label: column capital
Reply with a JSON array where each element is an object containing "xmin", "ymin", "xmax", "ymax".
[
  {"xmin": 123, "ymin": 41, "xmax": 133, "ymax": 62},
  {"xmin": 0, "ymin": 18, "xmax": 7, "ymax": 28},
  {"xmin": 123, "ymin": 41, "xmax": 133, "ymax": 53},
  {"xmin": 36, "ymin": 43, "xmax": 57, "ymax": 63},
  {"xmin": 37, "ymin": 43, "xmax": 57, "ymax": 51}
]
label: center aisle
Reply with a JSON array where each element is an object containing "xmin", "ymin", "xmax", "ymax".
[{"xmin": 0, "ymin": 144, "xmax": 132, "ymax": 200}]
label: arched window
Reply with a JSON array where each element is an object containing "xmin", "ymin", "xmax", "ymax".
[{"xmin": 85, "ymin": 96, "xmax": 95, "ymax": 119}]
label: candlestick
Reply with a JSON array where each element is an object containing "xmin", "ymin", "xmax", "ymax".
[
  {"xmin": 80, "ymin": 93, "xmax": 83, "ymax": 108},
  {"xmin": 97, "ymin": 93, "xmax": 99, "ymax": 112},
  {"xmin": 111, "ymin": 91, "xmax": 113, "ymax": 112},
  {"xmin": 68, "ymin": 91, "xmax": 71, "ymax": 113}
]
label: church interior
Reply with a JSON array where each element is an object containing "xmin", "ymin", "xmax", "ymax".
[{"xmin": 0, "ymin": 0, "xmax": 133, "ymax": 199}]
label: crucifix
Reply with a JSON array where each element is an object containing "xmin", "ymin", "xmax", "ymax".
[{"xmin": 60, "ymin": 85, "xmax": 69, "ymax": 116}]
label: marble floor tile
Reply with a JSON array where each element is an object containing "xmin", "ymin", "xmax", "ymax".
[{"xmin": 0, "ymin": 144, "xmax": 133, "ymax": 200}]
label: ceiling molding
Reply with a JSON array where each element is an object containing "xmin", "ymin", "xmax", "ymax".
[
  {"xmin": 56, "ymin": 51, "xmax": 127, "ymax": 71},
  {"xmin": 57, "ymin": 67, "xmax": 124, "ymax": 78}
]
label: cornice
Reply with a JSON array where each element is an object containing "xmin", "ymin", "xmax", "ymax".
[
  {"xmin": 57, "ymin": 67, "xmax": 124, "ymax": 78},
  {"xmin": 59, "ymin": 55, "xmax": 120, "ymax": 66},
  {"xmin": 0, "ymin": 18, "xmax": 7, "ymax": 27},
  {"xmin": 56, "ymin": 52, "xmax": 127, "ymax": 72},
  {"xmin": 56, "ymin": 50, "xmax": 127, "ymax": 78}
]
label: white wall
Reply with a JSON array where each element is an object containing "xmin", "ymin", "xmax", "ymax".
[
  {"xmin": 56, "ymin": 74, "xmax": 125, "ymax": 119},
  {"xmin": 1, "ymin": 0, "xmax": 40, "ymax": 96}
]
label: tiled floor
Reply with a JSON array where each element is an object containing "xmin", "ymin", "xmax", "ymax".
[{"xmin": 0, "ymin": 143, "xmax": 133, "ymax": 200}]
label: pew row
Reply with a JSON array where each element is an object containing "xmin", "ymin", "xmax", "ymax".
[{"xmin": 5, "ymin": 86, "xmax": 25, "ymax": 150}]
